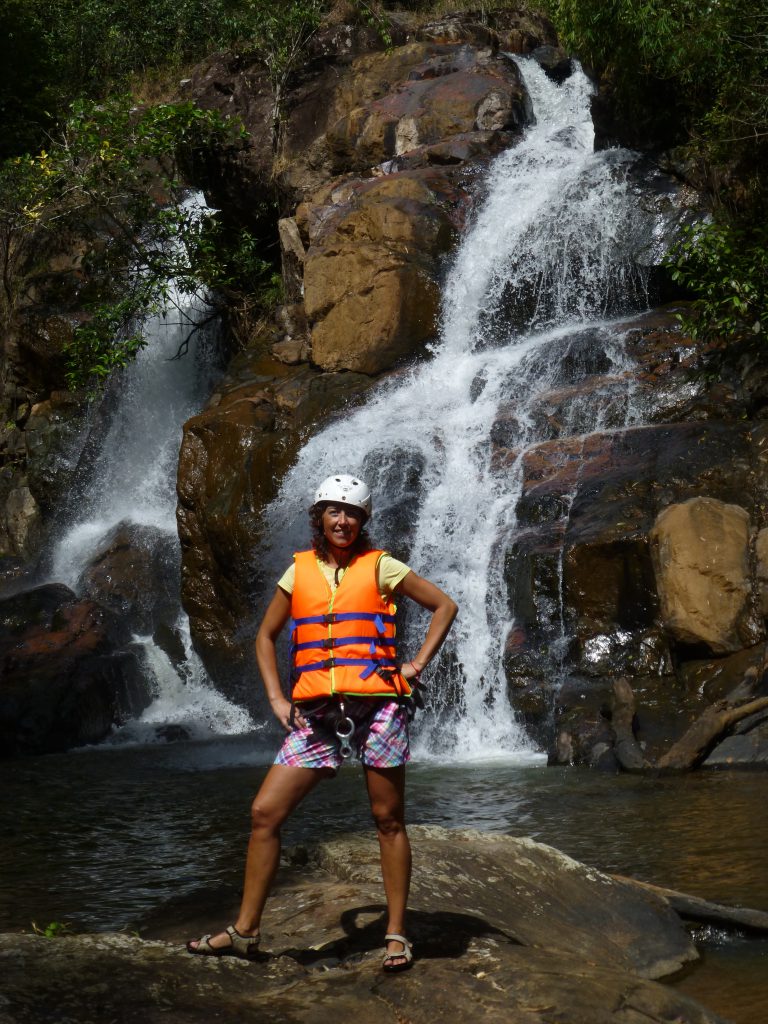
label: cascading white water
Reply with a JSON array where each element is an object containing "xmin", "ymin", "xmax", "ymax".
[
  {"xmin": 50, "ymin": 288, "xmax": 210, "ymax": 585},
  {"xmin": 261, "ymin": 58, "xmax": 662, "ymax": 763},
  {"xmin": 50, "ymin": 196, "xmax": 253, "ymax": 742}
]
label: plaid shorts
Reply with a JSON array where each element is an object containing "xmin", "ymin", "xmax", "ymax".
[{"xmin": 274, "ymin": 699, "xmax": 410, "ymax": 771}]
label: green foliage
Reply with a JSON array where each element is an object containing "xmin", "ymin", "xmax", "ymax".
[
  {"xmin": 545, "ymin": 0, "xmax": 767, "ymax": 194},
  {"xmin": 63, "ymin": 300, "xmax": 149, "ymax": 392},
  {"xmin": 31, "ymin": 920, "xmax": 71, "ymax": 938},
  {"xmin": 1, "ymin": 96, "xmax": 248, "ymax": 390},
  {"xmin": 0, "ymin": 0, "xmax": 393, "ymax": 159},
  {"xmin": 545, "ymin": 0, "xmax": 767, "ymax": 356},
  {"xmin": 233, "ymin": 1, "xmax": 394, "ymax": 146},
  {"xmin": 1, "ymin": 0, "xmax": 243, "ymax": 158},
  {"xmin": 666, "ymin": 220, "xmax": 768, "ymax": 348}
]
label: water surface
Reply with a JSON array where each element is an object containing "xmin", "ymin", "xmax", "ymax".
[{"xmin": 2, "ymin": 739, "xmax": 766, "ymax": 1022}]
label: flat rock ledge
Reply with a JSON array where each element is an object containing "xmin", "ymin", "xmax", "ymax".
[{"xmin": 0, "ymin": 827, "xmax": 732, "ymax": 1024}]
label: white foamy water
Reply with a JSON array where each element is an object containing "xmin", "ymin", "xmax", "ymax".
[
  {"xmin": 259, "ymin": 59, "xmax": 661, "ymax": 763},
  {"xmin": 105, "ymin": 621, "xmax": 255, "ymax": 745}
]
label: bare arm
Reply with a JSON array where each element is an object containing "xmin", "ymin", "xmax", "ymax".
[
  {"xmin": 394, "ymin": 572, "xmax": 458, "ymax": 680},
  {"xmin": 255, "ymin": 587, "xmax": 306, "ymax": 730}
]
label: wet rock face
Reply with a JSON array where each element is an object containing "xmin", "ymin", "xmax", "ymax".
[
  {"xmin": 177, "ymin": 15, "xmax": 560, "ymax": 676},
  {"xmin": 0, "ymin": 584, "xmax": 147, "ymax": 756},
  {"xmin": 0, "ymin": 388, "xmax": 86, "ymax": 559},
  {"xmin": 0, "ymin": 828, "xmax": 728, "ymax": 1024},
  {"xmin": 77, "ymin": 522, "xmax": 181, "ymax": 637},
  {"xmin": 176, "ymin": 352, "xmax": 375, "ymax": 678},
  {"xmin": 500, "ymin": 310, "xmax": 768, "ymax": 766}
]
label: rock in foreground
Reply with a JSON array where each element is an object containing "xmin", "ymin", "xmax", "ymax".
[{"xmin": 0, "ymin": 828, "xmax": 730, "ymax": 1024}]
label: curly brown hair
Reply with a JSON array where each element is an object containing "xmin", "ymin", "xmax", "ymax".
[{"xmin": 309, "ymin": 503, "xmax": 371, "ymax": 563}]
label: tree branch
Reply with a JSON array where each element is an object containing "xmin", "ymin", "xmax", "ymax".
[{"xmin": 611, "ymin": 647, "xmax": 768, "ymax": 772}]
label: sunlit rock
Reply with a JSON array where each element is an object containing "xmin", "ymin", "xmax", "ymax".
[
  {"xmin": 302, "ymin": 171, "xmax": 462, "ymax": 374},
  {"xmin": 650, "ymin": 497, "xmax": 761, "ymax": 654}
]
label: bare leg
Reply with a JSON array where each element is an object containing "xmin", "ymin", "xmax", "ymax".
[
  {"xmin": 364, "ymin": 765, "xmax": 411, "ymax": 965},
  {"xmin": 189, "ymin": 763, "xmax": 331, "ymax": 950}
]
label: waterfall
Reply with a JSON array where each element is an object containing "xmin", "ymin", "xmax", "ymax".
[
  {"xmin": 49, "ymin": 195, "xmax": 253, "ymax": 743},
  {"xmin": 260, "ymin": 59, "xmax": 661, "ymax": 763}
]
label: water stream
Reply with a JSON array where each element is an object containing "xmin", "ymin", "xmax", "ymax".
[
  {"xmin": 47, "ymin": 204, "xmax": 253, "ymax": 742},
  {"xmin": 260, "ymin": 58, "xmax": 657, "ymax": 760}
]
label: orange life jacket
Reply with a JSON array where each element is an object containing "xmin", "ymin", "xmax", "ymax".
[{"xmin": 289, "ymin": 549, "xmax": 411, "ymax": 703}]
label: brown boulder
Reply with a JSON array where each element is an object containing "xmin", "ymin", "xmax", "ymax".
[
  {"xmin": 649, "ymin": 497, "xmax": 761, "ymax": 654},
  {"xmin": 302, "ymin": 170, "xmax": 465, "ymax": 374}
]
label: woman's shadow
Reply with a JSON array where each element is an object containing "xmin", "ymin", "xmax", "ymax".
[{"xmin": 281, "ymin": 904, "xmax": 520, "ymax": 968}]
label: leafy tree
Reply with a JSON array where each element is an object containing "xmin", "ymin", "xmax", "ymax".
[
  {"xmin": 545, "ymin": 0, "xmax": 767, "ymax": 198},
  {"xmin": 0, "ymin": 0, "xmax": 392, "ymax": 159},
  {"xmin": 667, "ymin": 220, "xmax": 768, "ymax": 350},
  {"xmin": 0, "ymin": 96, "xmax": 257, "ymax": 390},
  {"xmin": 243, "ymin": 0, "xmax": 326, "ymax": 149}
]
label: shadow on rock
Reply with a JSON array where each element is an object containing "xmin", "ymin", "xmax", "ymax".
[{"xmin": 282, "ymin": 904, "xmax": 517, "ymax": 968}]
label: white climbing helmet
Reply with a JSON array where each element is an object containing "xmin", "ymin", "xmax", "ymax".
[{"xmin": 314, "ymin": 474, "xmax": 372, "ymax": 519}]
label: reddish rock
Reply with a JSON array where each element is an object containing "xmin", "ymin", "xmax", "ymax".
[
  {"xmin": 0, "ymin": 585, "xmax": 145, "ymax": 756},
  {"xmin": 326, "ymin": 54, "xmax": 529, "ymax": 172}
]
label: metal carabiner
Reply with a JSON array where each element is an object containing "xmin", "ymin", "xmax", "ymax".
[{"xmin": 335, "ymin": 699, "xmax": 355, "ymax": 760}]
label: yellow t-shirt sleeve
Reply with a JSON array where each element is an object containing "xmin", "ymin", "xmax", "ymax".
[
  {"xmin": 377, "ymin": 552, "xmax": 411, "ymax": 597},
  {"xmin": 277, "ymin": 563, "xmax": 295, "ymax": 594},
  {"xmin": 276, "ymin": 553, "xmax": 410, "ymax": 597}
]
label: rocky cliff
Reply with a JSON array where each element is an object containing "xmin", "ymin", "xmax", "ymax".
[
  {"xmin": 175, "ymin": 11, "xmax": 560, "ymax": 680},
  {"xmin": 4, "ymin": 7, "xmax": 768, "ymax": 768}
]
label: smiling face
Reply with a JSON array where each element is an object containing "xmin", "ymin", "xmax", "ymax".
[{"xmin": 321, "ymin": 503, "xmax": 364, "ymax": 551}]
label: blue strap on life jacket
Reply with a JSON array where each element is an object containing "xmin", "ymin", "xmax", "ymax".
[
  {"xmin": 292, "ymin": 611, "xmax": 395, "ymax": 632},
  {"xmin": 293, "ymin": 656, "xmax": 398, "ymax": 680},
  {"xmin": 292, "ymin": 635, "xmax": 397, "ymax": 652}
]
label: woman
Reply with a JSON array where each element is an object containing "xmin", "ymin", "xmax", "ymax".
[{"xmin": 187, "ymin": 473, "xmax": 458, "ymax": 971}]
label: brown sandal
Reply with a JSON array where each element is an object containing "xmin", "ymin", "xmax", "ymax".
[{"xmin": 186, "ymin": 925, "xmax": 260, "ymax": 959}]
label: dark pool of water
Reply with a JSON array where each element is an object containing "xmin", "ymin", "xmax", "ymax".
[{"xmin": 1, "ymin": 735, "xmax": 766, "ymax": 1022}]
